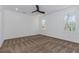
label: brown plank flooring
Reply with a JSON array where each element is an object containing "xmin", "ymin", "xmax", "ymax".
[{"xmin": 0, "ymin": 34, "xmax": 79, "ymax": 53}]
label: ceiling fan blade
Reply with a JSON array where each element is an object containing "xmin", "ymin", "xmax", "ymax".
[
  {"xmin": 36, "ymin": 5, "xmax": 39, "ymax": 11},
  {"xmin": 39, "ymin": 11, "xmax": 45, "ymax": 14},
  {"xmin": 32, "ymin": 10, "xmax": 37, "ymax": 13},
  {"xmin": 32, "ymin": 5, "xmax": 45, "ymax": 14}
]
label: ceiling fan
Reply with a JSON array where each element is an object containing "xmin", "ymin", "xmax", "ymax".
[{"xmin": 32, "ymin": 5, "xmax": 45, "ymax": 14}]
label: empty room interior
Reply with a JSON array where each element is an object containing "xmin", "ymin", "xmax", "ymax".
[{"xmin": 0, "ymin": 5, "xmax": 79, "ymax": 53}]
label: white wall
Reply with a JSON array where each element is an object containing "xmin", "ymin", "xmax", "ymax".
[
  {"xmin": 3, "ymin": 6, "xmax": 79, "ymax": 44},
  {"xmin": 3, "ymin": 10, "xmax": 39, "ymax": 39},
  {"xmin": 40, "ymin": 6, "xmax": 79, "ymax": 43},
  {"xmin": 0, "ymin": 6, "xmax": 4, "ymax": 47},
  {"xmin": 0, "ymin": 11, "xmax": 2, "ymax": 40}
]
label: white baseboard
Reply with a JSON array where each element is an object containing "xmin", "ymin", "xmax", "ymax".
[
  {"xmin": 41, "ymin": 33, "xmax": 79, "ymax": 44},
  {"xmin": 4, "ymin": 34, "xmax": 39, "ymax": 40},
  {"xmin": 42, "ymin": 33, "xmax": 64, "ymax": 40}
]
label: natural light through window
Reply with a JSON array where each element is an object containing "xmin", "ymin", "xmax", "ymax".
[
  {"xmin": 64, "ymin": 15, "xmax": 76, "ymax": 32},
  {"xmin": 42, "ymin": 19, "xmax": 46, "ymax": 30}
]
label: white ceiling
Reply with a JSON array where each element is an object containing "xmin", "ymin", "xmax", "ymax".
[{"xmin": 2, "ymin": 5, "xmax": 72, "ymax": 14}]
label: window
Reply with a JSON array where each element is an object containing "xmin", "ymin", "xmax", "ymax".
[
  {"xmin": 42, "ymin": 19, "xmax": 46, "ymax": 30},
  {"xmin": 64, "ymin": 15, "xmax": 76, "ymax": 32}
]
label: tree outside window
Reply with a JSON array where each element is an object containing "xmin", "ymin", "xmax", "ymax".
[{"xmin": 64, "ymin": 14, "xmax": 76, "ymax": 32}]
